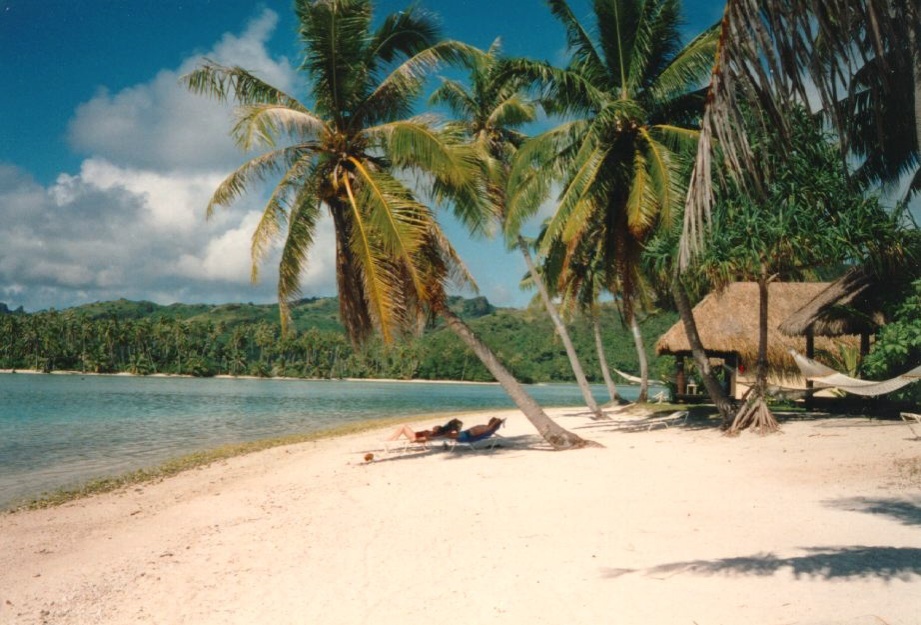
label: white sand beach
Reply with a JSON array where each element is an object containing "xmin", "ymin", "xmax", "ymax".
[{"xmin": 2, "ymin": 407, "xmax": 920, "ymax": 625}]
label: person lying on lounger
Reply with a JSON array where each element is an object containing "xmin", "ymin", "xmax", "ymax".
[{"xmin": 388, "ymin": 418, "xmax": 463, "ymax": 443}]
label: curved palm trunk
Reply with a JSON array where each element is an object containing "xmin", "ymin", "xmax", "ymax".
[
  {"xmin": 671, "ymin": 276, "xmax": 735, "ymax": 427},
  {"xmin": 592, "ymin": 313, "xmax": 622, "ymax": 404},
  {"xmin": 518, "ymin": 236, "xmax": 604, "ymax": 419},
  {"xmin": 627, "ymin": 312, "xmax": 649, "ymax": 403},
  {"xmin": 438, "ymin": 307, "xmax": 598, "ymax": 450}
]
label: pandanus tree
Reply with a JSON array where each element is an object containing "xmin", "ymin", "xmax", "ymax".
[
  {"xmin": 182, "ymin": 0, "xmax": 592, "ymax": 449},
  {"xmin": 700, "ymin": 108, "xmax": 910, "ymax": 434},
  {"xmin": 675, "ymin": 0, "xmax": 921, "ymax": 426},
  {"xmin": 430, "ymin": 40, "xmax": 605, "ymax": 419},
  {"xmin": 506, "ymin": 0, "xmax": 718, "ymax": 405}
]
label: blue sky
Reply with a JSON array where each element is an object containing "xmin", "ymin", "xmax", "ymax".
[{"xmin": 0, "ymin": 0, "xmax": 724, "ymax": 312}]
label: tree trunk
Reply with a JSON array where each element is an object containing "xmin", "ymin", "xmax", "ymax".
[
  {"xmin": 912, "ymin": 25, "xmax": 921, "ymax": 171},
  {"xmin": 628, "ymin": 312, "xmax": 649, "ymax": 403},
  {"xmin": 592, "ymin": 313, "xmax": 623, "ymax": 404},
  {"xmin": 518, "ymin": 236, "xmax": 604, "ymax": 419},
  {"xmin": 729, "ymin": 269, "xmax": 779, "ymax": 435},
  {"xmin": 439, "ymin": 307, "xmax": 599, "ymax": 450},
  {"xmin": 671, "ymin": 276, "xmax": 735, "ymax": 426}
]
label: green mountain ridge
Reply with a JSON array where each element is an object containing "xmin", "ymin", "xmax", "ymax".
[{"xmin": 0, "ymin": 295, "xmax": 675, "ymax": 384}]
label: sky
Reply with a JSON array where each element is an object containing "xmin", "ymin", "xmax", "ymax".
[{"xmin": 0, "ymin": 0, "xmax": 725, "ymax": 313}]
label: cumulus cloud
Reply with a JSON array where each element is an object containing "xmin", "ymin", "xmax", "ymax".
[
  {"xmin": 0, "ymin": 10, "xmax": 340, "ymax": 312},
  {"xmin": 66, "ymin": 10, "xmax": 297, "ymax": 174}
]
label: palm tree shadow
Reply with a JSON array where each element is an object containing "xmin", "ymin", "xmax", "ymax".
[
  {"xmin": 826, "ymin": 496, "xmax": 921, "ymax": 527},
  {"xmin": 603, "ymin": 546, "xmax": 921, "ymax": 581}
]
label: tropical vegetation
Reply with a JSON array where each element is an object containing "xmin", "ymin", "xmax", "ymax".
[{"xmin": 0, "ymin": 296, "xmax": 674, "ymax": 382}]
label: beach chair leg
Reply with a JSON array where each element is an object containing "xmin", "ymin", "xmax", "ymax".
[{"xmin": 900, "ymin": 413, "xmax": 921, "ymax": 440}]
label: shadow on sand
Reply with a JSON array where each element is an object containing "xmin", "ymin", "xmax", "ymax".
[{"xmin": 603, "ymin": 546, "xmax": 921, "ymax": 582}]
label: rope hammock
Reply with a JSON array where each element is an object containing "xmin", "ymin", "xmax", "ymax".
[
  {"xmin": 613, "ymin": 368, "xmax": 644, "ymax": 384},
  {"xmin": 790, "ymin": 350, "xmax": 921, "ymax": 397}
]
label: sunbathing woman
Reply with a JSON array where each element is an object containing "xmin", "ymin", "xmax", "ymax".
[{"xmin": 388, "ymin": 418, "xmax": 463, "ymax": 443}]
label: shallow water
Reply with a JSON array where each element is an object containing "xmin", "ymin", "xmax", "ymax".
[{"xmin": 0, "ymin": 373, "xmax": 651, "ymax": 509}]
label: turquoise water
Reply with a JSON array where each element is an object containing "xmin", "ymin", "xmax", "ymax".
[{"xmin": 0, "ymin": 373, "xmax": 649, "ymax": 509}]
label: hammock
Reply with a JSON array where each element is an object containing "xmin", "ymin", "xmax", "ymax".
[
  {"xmin": 790, "ymin": 350, "xmax": 921, "ymax": 396},
  {"xmin": 613, "ymin": 368, "xmax": 644, "ymax": 384}
]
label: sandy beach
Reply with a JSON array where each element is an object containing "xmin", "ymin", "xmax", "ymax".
[{"xmin": 2, "ymin": 406, "xmax": 920, "ymax": 625}]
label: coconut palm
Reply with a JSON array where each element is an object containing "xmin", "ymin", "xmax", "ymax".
[
  {"xmin": 531, "ymin": 225, "xmax": 628, "ymax": 404},
  {"xmin": 507, "ymin": 0, "xmax": 718, "ymax": 403},
  {"xmin": 431, "ymin": 40, "xmax": 606, "ymax": 419},
  {"xmin": 183, "ymin": 0, "xmax": 592, "ymax": 449}
]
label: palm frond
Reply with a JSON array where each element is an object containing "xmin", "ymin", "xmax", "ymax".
[
  {"xmin": 250, "ymin": 157, "xmax": 318, "ymax": 281},
  {"xmin": 548, "ymin": 0, "xmax": 607, "ymax": 82},
  {"xmin": 205, "ymin": 146, "xmax": 312, "ymax": 218},
  {"xmin": 648, "ymin": 20, "xmax": 720, "ymax": 107},
  {"xmin": 358, "ymin": 40, "xmax": 478, "ymax": 126},
  {"xmin": 369, "ymin": 3, "xmax": 441, "ymax": 64},
  {"xmin": 348, "ymin": 158, "xmax": 429, "ymax": 297},
  {"xmin": 541, "ymin": 138, "xmax": 609, "ymax": 251},
  {"xmin": 486, "ymin": 93, "xmax": 536, "ymax": 130},
  {"xmin": 181, "ymin": 60, "xmax": 303, "ymax": 109},
  {"xmin": 231, "ymin": 104, "xmax": 328, "ymax": 151},
  {"xmin": 340, "ymin": 171, "xmax": 398, "ymax": 343},
  {"xmin": 429, "ymin": 78, "xmax": 476, "ymax": 120},
  {"xmin": 276, "ymin": 184, "xmax": 322, "ymax": 334},
  {"xmin": 296, "ymin": 0, "xmax": 373, "ymax": 121}
]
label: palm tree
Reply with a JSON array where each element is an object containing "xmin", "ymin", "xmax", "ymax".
[
  {"xmin": 183, "ymin": 0, "xmax": 592, "ymax": 449},
  {"xmin": 507, "ymin": 0, "xmax": 718, "ymax": 403},
  {"xmin": 536, "ymin": 227, "xmax": 627, "ymax": 404},
  {"xmin": 430, "ymin": 40, "xmax": 605, "ymax": 419}
]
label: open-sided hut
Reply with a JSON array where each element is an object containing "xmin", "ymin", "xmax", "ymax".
[
  {"xmin": 656, "ymin": 282, "xmax": 857, "ymax": 399},
  {"xmin": 778, "ymin": 266, "xmax": 885, "ymax": 358}
]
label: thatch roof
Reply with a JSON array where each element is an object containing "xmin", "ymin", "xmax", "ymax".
[
  {"xmin": 656, "ymin": 282, "xmax": 857, "ymax": 371},
  {"xmin": 778, "ymin": 267, "xmax": 886, "ymax": 337}
]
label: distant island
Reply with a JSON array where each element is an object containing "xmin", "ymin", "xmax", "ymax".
[{"xmin": 0, "ymin": 296, "xmax": 674, "ymax": 384}]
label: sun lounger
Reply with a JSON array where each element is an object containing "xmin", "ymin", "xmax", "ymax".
[
  {"xmin": 450, "ymin": 417, "xmax": 505, "ymax": 451},
  {"xmin": 901, "ymin": 412, "xmax": 921, "ymax": 439}
]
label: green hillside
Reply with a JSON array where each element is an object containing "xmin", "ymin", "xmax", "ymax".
[{"xmin": 0, "ymin": 295, "xmax": 675, "ymax": 383}]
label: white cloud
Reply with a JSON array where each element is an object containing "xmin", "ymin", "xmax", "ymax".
[
  {"xmin": 0, "ymin": 10, "xmax": 341, "ymax": 312},
  {"xmin": 66, "ymin": 9, "xmax": 297, "ymax": 174}
]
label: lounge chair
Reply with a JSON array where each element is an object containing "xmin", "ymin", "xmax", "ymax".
[
  {"xmin": 901, "ymin": 413, "xmax": 921, "ymax": 440},
  {"xmin": 385, "ymin": 418, "xmax": 463, "ymax": 453},
  {"xmin": 451, "ymin": 417, "xmax": 505, "ymax": 451}
]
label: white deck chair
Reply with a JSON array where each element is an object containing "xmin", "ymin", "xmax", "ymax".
[{"xmin": 901, "ymin": 413, "xmax": 921, "ymax": 439}]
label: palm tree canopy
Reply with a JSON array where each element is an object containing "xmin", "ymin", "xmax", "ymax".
[
  {"xmin": 507, "ymin": 0, "xmax": 718, "ymax": 310},
  {"xmin": 183, "ymin": 0, "xmax": 485, "ymax": 344}
]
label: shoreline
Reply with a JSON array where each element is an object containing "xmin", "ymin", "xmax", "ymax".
[
  {"xmin": 1, "ymin": 407, "xmax": 919, "ymax": 624},
  {"xmin": 0, "ymin": 368, "xmax": 514, "ymax": 386}
]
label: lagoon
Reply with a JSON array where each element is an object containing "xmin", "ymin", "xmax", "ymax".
[{"xmin": 0, "ymin": 373, "xmax": 650, "ymax": 509}]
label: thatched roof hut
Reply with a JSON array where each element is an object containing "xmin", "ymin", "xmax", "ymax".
[
  {"xmin": 656, "ymin": 282, "xmax": 857, "ymax": 373},
  {"xmin": 778, "ymin": 267, "xmax": 885, "ymax": 353}
]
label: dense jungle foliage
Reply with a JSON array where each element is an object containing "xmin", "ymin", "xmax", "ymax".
[{"xmin": 0, "ymin": 296, "xmax": 676, "ymax": 384}]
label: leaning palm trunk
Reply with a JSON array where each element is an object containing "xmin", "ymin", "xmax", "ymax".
[
  {"xmin": 438, "ymin": 307, "xmax": 597, "ymax": 449},
  {"xmin": 729, "ymin": 268, "xmax": 779, "ymax": 434},
  {"xmin": 518, "ymin": 236, "xmax": 604, "ymax": 419},
  {"xmin": 671, "ymin": 276, "xmax": 734, "ymax": 427},
  {"xmin": 592, "ymin": 314, "xmax": 622, "ymax": 405},
  {"xmin": 627, "ymin": 313, "xmax": 650, "ymax": 403}
]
